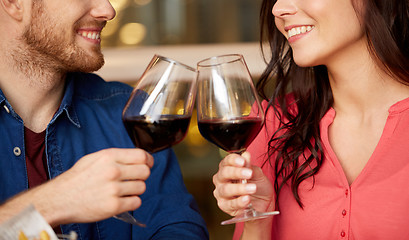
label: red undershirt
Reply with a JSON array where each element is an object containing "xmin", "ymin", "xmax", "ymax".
[
  {"xmin": 24, "ymin": 127, "xmax": 62, "ymax": 234},
  {"xmin": 24, "ymin": 127, "xmax": 48, "ymax": 188}
]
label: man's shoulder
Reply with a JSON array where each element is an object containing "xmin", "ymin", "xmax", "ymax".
[{"xmin": 69, "ymin": 72, "xmax": 133, "ymax": 100}]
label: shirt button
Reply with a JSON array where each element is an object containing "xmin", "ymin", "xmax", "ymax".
[
  {"xmin": 345, "ymin": 189, "xmax": 349, "ymax": 197},
  {"xmin": 341, "ymin": 231, "xmax": 346, "ymax": 237},
  {"xmin": 3, "ymin": 105, "xmax": 10, "ymax": 113},
  {"xmin": 342, "ymin": 209, "xmax": 347, "ymax": 216},
  {"xmin": 13, "ymin": 147, "xmax": 21, "ymax": 156}
]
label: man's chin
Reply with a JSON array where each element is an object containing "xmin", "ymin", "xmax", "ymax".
[{"xmin": 67, "ymin": 56, "xmax": 105, "ymax": 73}]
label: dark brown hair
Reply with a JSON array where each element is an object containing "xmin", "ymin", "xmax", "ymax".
[{"xmin": 257, "ymin": 0, "xmax": 409, "ymax": 208}]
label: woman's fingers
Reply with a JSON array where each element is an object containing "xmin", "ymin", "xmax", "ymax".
[
  {"xmin": 215, "ymin": 153, "xmax": 254, "ymax": 184},
  {"xmin": 214, "ymin": 182, "xmax": 257, "ymax": 199},
  {"xmin": 219, "ymin": 153, "xmax": 246, "ymax": 168},
  {"xmin": 217, "ymin": 195, "xmax": 252, "ymax": 215},
  {"xmin": 213, "ymin": 152, "xmax": 275, "ymax": 216},
  {"xmin": 214, "ymin": 166, "xmax": 253, "ymax": 184}
]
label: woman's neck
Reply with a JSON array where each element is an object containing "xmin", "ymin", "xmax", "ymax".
[{"xmin": 327, "ymin": 50, "xmax": 409, "ymax": 116}]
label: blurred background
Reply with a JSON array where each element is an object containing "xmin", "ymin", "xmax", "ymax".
[{"xmin": 96, "ymin": 0, "xmax": 266, "ymax": 239}]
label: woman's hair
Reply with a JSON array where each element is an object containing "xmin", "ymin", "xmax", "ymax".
[{"xmin": 257, "ymin": 0, "xmax": 409, "ymax": 209}]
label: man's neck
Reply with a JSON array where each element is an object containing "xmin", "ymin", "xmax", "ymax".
[{"xmin": 0, "ymin": 65, "xmax": 66, "ymax": 132}]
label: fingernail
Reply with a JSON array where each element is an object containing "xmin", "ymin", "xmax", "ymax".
[
  {"xmin": 245, "ymin": 184, "xmax": 256, "ymax": 193},
  {"xmin": 242, "ymin": 195, "xmax": 250, "ymax": 203},
  {"xmin": 242, "ymin": 169, "xmax": 252, "ymax": 178},
  {"xmin": 235, "ymin": 157, "xmax": 245, "ymax": 166}
]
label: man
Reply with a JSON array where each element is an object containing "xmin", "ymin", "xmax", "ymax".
[{"xmin": 0, "ymin": 0, "xmax": 208, "ymax": 239}]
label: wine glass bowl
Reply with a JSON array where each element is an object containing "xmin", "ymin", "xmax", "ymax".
[
  {"xmin": 122, "ymin": 55, "xmax": 197, "ymax": 153},
  {"xmin": 119, "ymin": 55, "xmax": 197, "ymax": 226},
  {"xmin": 197, "ymin": 117, "xmax": 263, "ymax": 154},
  {"xmin": 196, "ymin": 54, "xmax": 264, "ymax": 154},
  {"xmin": 196, "ymin": 54, "xmax": 279, "ymax": 225}
]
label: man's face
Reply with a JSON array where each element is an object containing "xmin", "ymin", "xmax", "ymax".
[{"xmin": 22, "ymin": 0, "xmax": 115, "ymax": 73}]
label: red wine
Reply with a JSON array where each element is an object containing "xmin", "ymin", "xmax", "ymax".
[
  {"xmin": 123, "ymin": 115, "xmax": 191, "ymax": 153},
  {"xmin": 198, "ymin": 118, "xmax": 263, "ymax": 153}
]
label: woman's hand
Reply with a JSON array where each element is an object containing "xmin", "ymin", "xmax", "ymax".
[{"xmin": 212, "ymin": 151, "xmax": 274, "ymax": 217}]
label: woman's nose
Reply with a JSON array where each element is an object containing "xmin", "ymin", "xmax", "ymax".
[{"xmin": 272, "ymin": 0, "xmax": 297, "ymax": 18}]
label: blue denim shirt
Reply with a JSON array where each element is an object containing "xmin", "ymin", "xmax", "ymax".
[{"xmin": 0, "ymin": 72, "xmax": 208, "ymax": 239}]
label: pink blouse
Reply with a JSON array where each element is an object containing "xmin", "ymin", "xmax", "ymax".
[{"xmin": 233, "ymin": 97, "xmax": 409, "ymax": 240}]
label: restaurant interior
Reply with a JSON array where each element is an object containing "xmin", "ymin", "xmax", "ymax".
[{"xmin": 96, "ymin": 0, "xmax": 265, "ymax": 238}]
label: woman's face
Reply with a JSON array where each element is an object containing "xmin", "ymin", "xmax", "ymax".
[{"xmin": 272, "ymin": 0, "xmax": 367, "ymax": 68}]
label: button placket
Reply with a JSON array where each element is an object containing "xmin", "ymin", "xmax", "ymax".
[{"xmin": 339, "ymin": 187, "xmax": 351, "ymax": 239}]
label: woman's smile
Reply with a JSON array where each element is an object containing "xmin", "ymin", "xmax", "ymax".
[{"xmin": 285, "ymin": 25, "xmax": 315, "ymax": 42}]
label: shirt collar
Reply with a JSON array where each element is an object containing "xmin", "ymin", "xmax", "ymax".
[
  {"xmin": 0, "ymin": 88, "xmax": 21, "ymax": 119},
  {"xmin": 388, "ymin": 96, "xmax": 409, "ymax": 115},
  {"xmin": 49, "ymin": 73, "xmax": 81, "ymax": 128},
  {"xmin": 0, "ymin": 89, "xmax": 5, "ymax": 105},
  {"xmin": 0, "ymin": 73, "xmax": 81, "ymax": 128}
]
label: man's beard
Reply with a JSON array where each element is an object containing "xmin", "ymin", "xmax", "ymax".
[{"xmin": 21, "ymin": 1, "xmax": 105, "ymax": 73}]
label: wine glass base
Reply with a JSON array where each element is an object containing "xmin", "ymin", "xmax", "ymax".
[
  {"xmin": 114, "ymin": 212, "xmax": 146, "ymax": 227},
  {"xmin": 221, "ymin": 210, "xmax": 280, "ymax": 225}
]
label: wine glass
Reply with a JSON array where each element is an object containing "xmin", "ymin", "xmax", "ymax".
[
  {"xmin": 118, "ymin": 55, "xmax": 197, "ymax": 227},
  {"xmin": 196, "ymin": 54, "xmax": 280, "ymax": 225}
]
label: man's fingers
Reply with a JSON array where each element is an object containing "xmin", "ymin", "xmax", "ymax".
[
  {"xmin": 118, "ymin": 181, "xmax": 147, "ymax": 196},
  {"xmin": 118, "ymin": 196, "xmax": 142, "ymax": 212},
  {"xmin": 118, "ymin": 164, "xmax": 151, "ymax": 181},
  {"xmin": 100, "ymin": 148, "xmax": 154, "ymax": 167}
]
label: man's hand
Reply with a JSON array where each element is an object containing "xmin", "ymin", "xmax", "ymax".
[{"xmin": 0, "ymin": 148, "xmax": 154, "ymax": 226}]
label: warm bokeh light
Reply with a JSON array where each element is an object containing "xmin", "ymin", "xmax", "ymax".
[
  {"xmin": 185, "ymin": 110, "xmax": 207, "ymax": 147},
  {"xmin": 161, "ymin": 107, "xmax": 170, "ymax": 115},
  {"xmin": 102, "ymin": 16, "xmax": 121, "ymax": 38},
  {"xmin": 119, "ymin": 23, "xmax": 147, "ymax": 45},
  {"xmin": 241, "ymin": 101, "xmax": 252, "ymax": 116},
  {"xmin": 176, "ymin": 100, "xmax": 185, "ymax": 115},
  {"xmin": 110, "ymin": 0, "xmax": 129, "ymax": 12},
  {"xmin": 186, "ymin": 124, "xmax": 207, "ymax": 147},
  {"xmin": 134, "ymin": 0, "xmax": 152, "ymax": 6}
]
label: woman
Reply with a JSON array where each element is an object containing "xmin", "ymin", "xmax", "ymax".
[{"xmin": 212, "ymin": 0, "xmax": 409, "ymax": 239}]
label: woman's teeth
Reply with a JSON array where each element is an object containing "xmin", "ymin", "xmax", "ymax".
[{"xmin": 287, "ymin": 26, "xmax": 314, "ymax": 38}]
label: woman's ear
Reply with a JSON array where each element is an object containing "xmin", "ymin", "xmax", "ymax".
[{"xmin": 0, "ymin": 0, "xmax": 24, "ymax": 21}]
